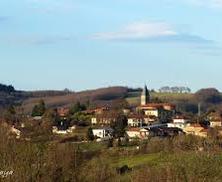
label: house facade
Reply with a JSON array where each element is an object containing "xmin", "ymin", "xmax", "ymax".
[
  {"xmin": 168, "ymin": 116, "xmax": 190, "ymax": 129},
  {"xmin": 92, "ymin": 127, "xmax": 113, "ymax": 139},
  {"xmin": 126, "ymin": 128, "xmax": 149, "ymax": 139},
  {"xmin": 183, "ymin": 124, "xmax": 208, "ymax": 138},
  {"xmin": 91, "ymin": 116, "xmax": 116, "ymax": 125},
  {"xmin": 207, "ymin": 111, "xmax": 222, "ymax": 128},
  {"xmin": 52, "ymin": 125, "xmax": 76, "ymax": 135},
  {"xmin": 138, "ymin": 103, "xmax": 175, "ymax": 123}
]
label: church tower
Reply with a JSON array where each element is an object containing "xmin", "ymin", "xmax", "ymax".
[{"xmin": 141, "ymin": 85, "xmax": 150, "ymax": 105}]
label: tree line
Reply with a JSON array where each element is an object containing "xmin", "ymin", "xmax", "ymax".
[
  {"xmin": 159, "ymin": 86, "xmax": 191, "ymax": 93},
  {"xmin": 0, "ymin": 83, "xmax": 15, "ymax": 93}
]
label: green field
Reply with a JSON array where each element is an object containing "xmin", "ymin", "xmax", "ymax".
[{"xmin": 113, "ymin": 153, "xmax": 162, "ymax": 168}]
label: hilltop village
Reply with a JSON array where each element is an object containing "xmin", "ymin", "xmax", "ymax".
[
  {"xmin": 2, "ymin": 85, "xmax": 222, "ymax": 142},
  {"xmin": 88, "ymin": 85, "xmax": 222, "ymax": 140},
  {"xmin": 2, "ymin": 85, "xmax": 222, "ymax": 181}
]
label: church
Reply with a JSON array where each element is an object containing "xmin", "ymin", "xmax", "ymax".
[{"xmin": 138, "ymin": 85, "xmax": 176, "ymax": 123}]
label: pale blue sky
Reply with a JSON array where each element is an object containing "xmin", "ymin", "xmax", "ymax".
[{"xmin": 0, "ymin": 0, "xmax": 222, "ymax": 91}]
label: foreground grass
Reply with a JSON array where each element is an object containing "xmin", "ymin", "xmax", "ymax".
[
  {"xmin": 112, "ymin": 152, "xmax": 222, "ymax": 182},
  {"xmin": 79, "ymin": 142, "xmax": 105, "ymax": 151},
  {"xmin": 113, "ymin": 153, "xmax": 162, "ymax": 168},
  {"xmin": 2, "ymin": 127, "xmax": 222, "ymax": 182}
]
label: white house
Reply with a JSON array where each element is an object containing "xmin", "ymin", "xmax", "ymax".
[
  {"xmin": 168, "ymin": 116, "xmax": 190, "ymax": 129},
  {"xmin": 92, "ymin": 127, "xmax": 113, "ymax": 139},
  {"xmin": 167, "ymin": 123, "xmax": 188, "ymax": 129},
  {"xmin": 91, "ymin": 117, "xmax": 97, "ymax": 125},
  {"xmin": 52, "ymin": 126, "xmax": 76, "ymax": 135},
  {"xmin": 173, "ymin": 116, "xmax": 190, "ymax": 124},
  {"xmin": 127, "ymin": 115, "xmax": 143, "ymax": 127},
  {"xmin": 144, "ymin": 109, "xmax": 159, "ymax": 117},
  {"xmin": 128, "ymin": 118, "xmax": 141, "ymax": 127},
  {"xmin": 91, "ymin": 116, "xmax": 116, "ymax": 125},
  {"xmin": 207, "ymin": 111, "xmax": 222, "ymax": 128},
  {"xmin": 126, "ymin": 128, "xmax": 149, "ymax": 139},
  {"xmin": 210, "ymin": 121, "xmax": 222, "ymax": 128}
]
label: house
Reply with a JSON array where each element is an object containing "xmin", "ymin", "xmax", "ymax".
[
  {"xmin": 167, "ymin": 122, "xmax": 188, "ymax": 129},
  {"xmin": 91, "ymin": 117, "xmax": 98, "ymax": 125},
  {"xmin": 127, "ymin": 114, "xmax": 151, "ymax": 127},
  {"xmin": 126, "ymin": 128, "xmax": 149, "ymax": 139},
  {"xmin": 173, "ymin": 115, "xmax": 190, "ymax": 124},
  {"xmin": 92, "ymin": 127, "xmax": 113, "ymax": 139},
  {"xmin": 123, "ymin": 108, "xmax": 131, "ymax": 115},
  {"xmin": 138, "ymin": 85, "xmax": 175, "ymax": 123},
  {"xmin": 148, "ymin": 126, "xmax": 183, "ymax": 137},
  {"xmin": 91, "ymin": 116, "xmax": 116, "ymax": 125},
  {"xmin": 183, "ymin": 124, "xmax": 208, "ymax": 138},
  {"xmin": 138, "ymin": 103, "xmax": 175, "ymax": 123},
  {"xmin": 167, "ymin": 116, "xmax": 190, "ymax": 129},
  {"xmin": 127, "ymin": 114, "xmax": 143, "ymax": 127},
  {"xmin": 52, "ymin": 125, "xmax": 76, "ymax": 135},
  {"xmin": 52, "ymin": 117, "xmax": 76, "ymax": 135},
  {"xmin": 207, "ymin": 111, "xmax": 222, "ymax": 128},
  {"xmin": 91, "ymin": 111, "xmax": 117, "ymax": 125}
]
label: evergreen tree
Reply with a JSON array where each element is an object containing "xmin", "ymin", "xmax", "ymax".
[
  {"xmin": 31, "ymin": 100, "xmax": 46, "ymax": 117},
  {"xmin": 111, "ymin": 114, "xmax": 128, "ymax": 139},
  {"xmin": 87, "ymin": 127, "xmax": 94, "ymax": 141},
  {"xmin": 69, "ymin": 102, "xmax": 86, "ymax": 115}
]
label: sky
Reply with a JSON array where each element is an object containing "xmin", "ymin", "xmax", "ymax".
[{"xmin": 0, "ymin": 0, "xmax": 222, "ymax": 92}]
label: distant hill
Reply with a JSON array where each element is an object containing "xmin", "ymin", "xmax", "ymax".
[
  {"xmin": 0, "ymin": 83, "xmax": 73, "ymax": 109},
  {"xmin": 0, "ymin": 83, "xmax": 15, "ymax": 93},
  {"xmin": 0, "ymin": 83, "xmax": 24, "ymax": 108},
  {"xmin": 0, "ymin": 83, "xmax": 129, "ymax": 113},
  {"xmin": 1, "ymin": 83, "xmax": 222, "ymax": 115},
  {"xmin": 21, "ymin": 86, "xmax": 129, "ymax": 113}
]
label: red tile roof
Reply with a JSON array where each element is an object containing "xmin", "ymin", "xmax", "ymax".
[{"xmin": 128, "ymin": 128, "xmax": 140, "ymax": 132}]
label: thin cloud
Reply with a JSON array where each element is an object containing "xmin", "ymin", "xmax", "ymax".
[
  {"xmin": 92, "ymin": 21, "xmax": 213, "ymax": 44},
  {"xmin": 93, "ymin": 22, "xmax": 177, "ymax": 40}
]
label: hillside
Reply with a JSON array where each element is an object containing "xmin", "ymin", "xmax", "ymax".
[
  {"xmin": 0, "ymin": 84, "xmax": 72, "ymax": 110},
  {"xmin": 21, "ymin": 87, "xmax": 128, "ymax": 113},
  {"xmin": 1, "ymin": 83, "xmax": 222, "ymax": 115},
  {"xmin": 0, "ymin": 84, "xmax": 19, "ymax": 107}
]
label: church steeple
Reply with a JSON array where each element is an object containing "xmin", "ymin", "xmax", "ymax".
[{"xmin": 141, "ymin": 85, "xmax": 150, "ymax": 105}]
